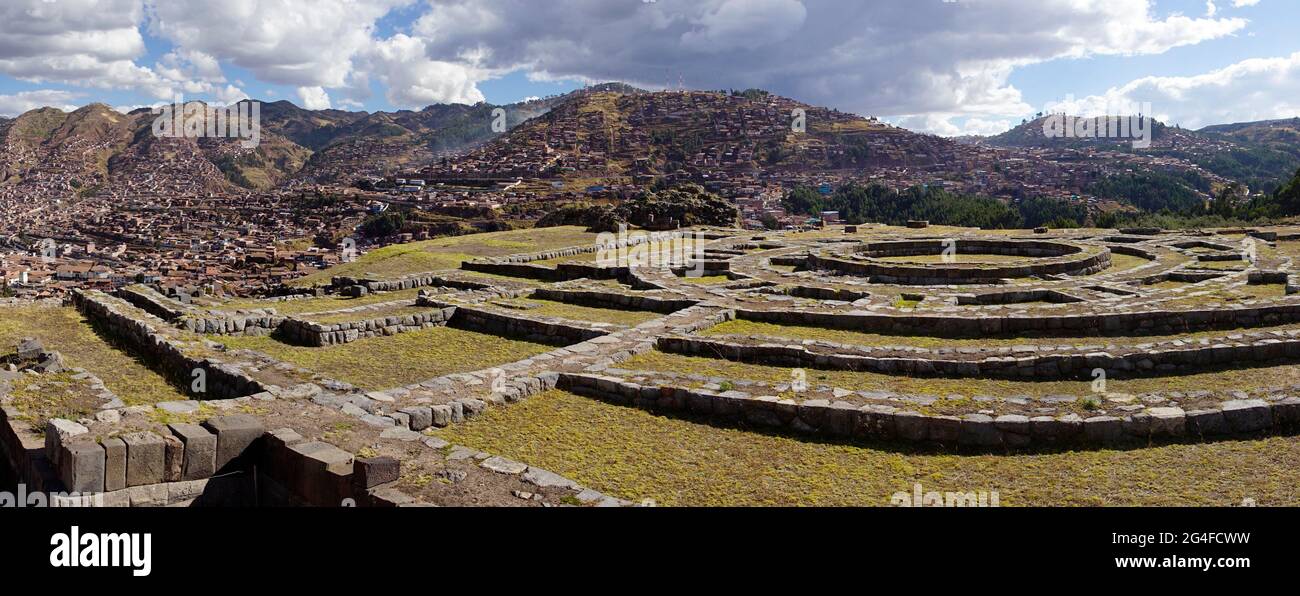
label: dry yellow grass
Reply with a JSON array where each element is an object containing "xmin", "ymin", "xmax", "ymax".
[
  {"xmin": 440, "ymin": 390, "xmax": 1300, "ymax": 506},
  {"xmin": 0, "ymin": 305, "xmax": 187, "ymax": 405},
  {"xmin": 209, "ymin": 326, "xmax": 554, "ymax": 391}
]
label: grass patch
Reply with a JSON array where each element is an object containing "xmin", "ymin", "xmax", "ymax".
[
  {"xmin": 1098, "ymin": 252, "xmax": 1150, "ymax": 274},
  {"xmin": 439, "ymin": 390, "xmax": 1300, "ymax": 506},
  {"xmin": 678, "ymin": 275, "xmax": 730, "ymax": 285},
  {"xmin": 620, "ymin": 349, "xmax": 1300, "ymax": 397},
  {"xmin": 0, "ymin": 306, "xmax": 188, "ymax": 405},
  {"xmin": 207, "ymin": 326, "xmax": 554, "ymax": 391},
  {"xmin": 219, "ymin": 288, "xmax": 425, "ymax": 315},
  {"xmin": 288, "ymin": 226, "xmax": 597, "ymax": 287},
  {"xmin": 7, "ymin": 371, "xmax": 103, "ymax": 427},
  {"xmin": 891, "ymin": 297, "xmax": 922, "ymax": 309}
]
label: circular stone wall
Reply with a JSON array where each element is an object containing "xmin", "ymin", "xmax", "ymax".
[{"xmin": 807, "ymin": 238, "xmax": 1111, "ymax": 284}]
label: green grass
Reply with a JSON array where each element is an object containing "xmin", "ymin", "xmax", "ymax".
[
  {"xmin": 891, "ymin": 297, "xmax": 922, "ymax": 309},
  {"xmin": 219, "ymin": 288, "xmax": 425, "ymax": 315},
  {"xmin": 207, "ymin": 326, "xmax": 554, "ymax": 391},
  {"xmin": 678, "ymin": 275, "xmax": 731, "ymax": 285},
  {"xmin": 439, "ymin": 390, "xmax": 1300, "ymax": 506},
  {"xmin": 288, "ymin": 226, "xmax": 597, "ymax": 287},
  {"xmin": 620, "ymin": 349, "xmax": 1300, "ymax": 398},
  {"xmin": 7, "ymin": 371, "xmax": 103, "ymax": 427},
  {"xmin": 1189, "ymin": 260, "xmax": 1248, "ymax": 271},
  {"xmin": 0, "ymin": 306, "xmax": 188, "ymax": 405},
  {"xmin": 1160, "ymin": 283, "xmax": 1286, "ymax": 307},
  {"xmin": 1099, "ymin": 252, "xmax": 1151, "ymax": 274}
]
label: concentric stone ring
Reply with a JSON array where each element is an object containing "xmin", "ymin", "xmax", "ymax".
[{"xmin": 806, "ymin": 238, "xmax": 1111, "ymax": 284}]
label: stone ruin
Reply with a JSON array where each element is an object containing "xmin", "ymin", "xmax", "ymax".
[{"xmin": 5, "ymin": 224, "xmax": 1300, "ymax": 506}]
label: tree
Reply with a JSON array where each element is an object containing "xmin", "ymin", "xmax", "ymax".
[
  {"xmin": 360, "ymin": 211, "xmax": 406, "ymax": 238},
  {"xmin": 782, "ymin": 186, "xmax": 824, "ymax": 215}
]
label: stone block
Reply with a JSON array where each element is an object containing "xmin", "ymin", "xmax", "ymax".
[
  {"xmin": 167, "ymin": 479, "xmax": 208, "ymax": 504},
  {"xmin": 1083, "ymin": 416, "xmax": 1123, "ymax": 444},
  {"xmin": 162, "ymin": 434, "xmax": 184, "ymax": 482},
  {"xmin": 480, "ymin": 456, "xmax": 527, "ymax": 475},
  {"xmin": 1146, "ymin": 407, "xmax": 1186, "ymax": 437},
  {"xmin": 203, "ymin": 414, "xmax": 265, "ymax": 472},
  {"xmin": 102, "ymin": 437, "xmax": 127, "ymax": 492},
  {"xmin": 353, "ymin": 456, "xmax": 400, "ymax": 489},
  {"xmin": 1220, "ymin": 399, "xmax": 1272, "ymax": 433},
  {"xmin": 288, "ymin": 441, "xmax": 354, "ymax": 506},
  {"xmin": 121, "ymin": 432, "xmax": 166, "ymax": 487},
  {"xmin": 399, "ymin": 406, "xmax": 432, "ymax": 431},
  {"xmin": 1185, "ymin": 409, "xmax": 1227, "ymax": 436},
  {"xmin": 45, "ymin": 418, "xmax": 88, "ymax": 470},
  {"xmin": 430, "ymin": 404, "xmax": 451, "ymax": 427},
  {"xmin": 1273, "ymin": 397, "xmax": 1300, "ymax": 427},
  {"xmin": 59, "ymin": 439, "xmax": 105, "ymax": 493},
  {"xmin": 168, "ymin": 423, "xmax": 216, "ymax": 480},
  {"xmin": 957, "ymin": 415, "xmax": 1001, "ymax": 447},
  {"xmin": 126, "ymin": 484, "xmax": 167, "ymax": 507}
]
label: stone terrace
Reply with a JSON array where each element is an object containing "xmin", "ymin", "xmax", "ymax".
[{"xmin": 6, "ymin": 224, "xmax": 1300, "ymax": 506}]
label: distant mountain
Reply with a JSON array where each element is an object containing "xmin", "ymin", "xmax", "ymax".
[
  {"xmin": 984, "ymin": 114, "xmax": 1300, "ymax": 193},
  {"xmin": 427, "ymin": 86, "xmax": 960, "ymax": 181},
  {"xmin": 1199, "ymin": 117, "xmax": 1300, "ymax": 135},
  {"xmin": 0, "ymin": 90, "xmax": 593, "ymax": 195},
  {"xmin": 984, "ymin": 114, "xmax": 1176, "ymax": 149}
]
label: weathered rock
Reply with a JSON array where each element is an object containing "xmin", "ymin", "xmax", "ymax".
[
  {"xmin": 1220, "ymin": 399, "xmax": 1272, "ymax": 433},
  {"xmin": 162, "ymin": 434, "xmax": 185, "ymax": 482},
  {"xmin": 522, "ymin": 467, "xmax": 577, "ymax": 489},
  {"xmin": 480, "ymin": 456, "xmax": 528, "ymax": 475},
  {"xmin": 203, "ymin": 414, "xmax": 265, "ymax": 472},
  {"xmin": 353, "ymin": 457, "xmax": 400, "ymax": 489},
  {"xmin": 168, "ymin": 423, "xmax": 217, "ymax": 481},
  {"xmin": 59, "ymin": 439, "xmax": 105, "ymax": 493},
  {"xmin": 45, "ymin": 418, "xmax": 88, "ymax": 470},
  {"xmin": 102, "ymin": 437, "xmax": 127, "ymax": 492},
  {"xmin": 121, "ymin": 432, "xmax": 166, "ymax": 487}
]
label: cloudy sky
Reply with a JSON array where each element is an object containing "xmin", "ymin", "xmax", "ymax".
[{"xmin": 0, "ymin": 0, "xmax": 1295, "ymax": 135}]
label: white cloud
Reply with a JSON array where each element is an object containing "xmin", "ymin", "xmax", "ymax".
[
  {"xmin": 297, "ymin": 86, "xmax": 332, "ymax": 110},
  {"xmin": 1042, "ymin": 51, "xmax": 1300, "ymax": 130},
  {"xmin": 0, "ymin": 89, "xmax": 80, "ymax": 117},
  {"xmin": 396, "ymin": 0, "xmax": 1246, "ymax": 131},
  {"xmin": 359, "ymin": 34, "xmax": 487, "ymax": 108},
  {"xmin": 0, "ymin": 0, "xmax": 1261, "ymax": 129},
  {"xmin": 0, "ymin": 0, "xmax": 173, "ymax": 97},
  {"xmin": 147, "ymin": 0, "xmax": 410, "ymax": 88}
]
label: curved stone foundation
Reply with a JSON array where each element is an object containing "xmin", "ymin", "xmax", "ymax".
[{"xmin": 807, "ymin": 239, "xmax": 1111, "ymax": 284}]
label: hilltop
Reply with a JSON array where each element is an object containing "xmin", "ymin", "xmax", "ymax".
[
  {"xmin": 981, "ymin": 114, "xmax": 1300, "ymax": 194},
  {"xmin": 422, "ymin": 87, "xmax": 960, "ymax": 185},
  {"xmin": 0, "ymin": 91, "xmax": 587, "ymax": 196}
]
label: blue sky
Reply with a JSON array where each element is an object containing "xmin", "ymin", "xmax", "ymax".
[
  {"xmin": 1008, "ymin": 0, "xmax": 1295, "ymax": 122},
  {"xmin": 0, "ymin": 1, "xmax": 1296, "ymax": 134}
]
